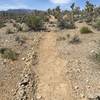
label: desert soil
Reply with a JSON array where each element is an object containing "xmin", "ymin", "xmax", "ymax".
[
  {"xmin": 0, "ymin": 22, "xmax": 100, "ymax": 100},
  {"xmin": 57, "ymin": 22, "xmax": 100, "ymax": 100}
]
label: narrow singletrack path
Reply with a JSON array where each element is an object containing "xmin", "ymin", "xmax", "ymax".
[{"xmin": 36, "ymin": 32, "xmax": 73, "ymax": 100}]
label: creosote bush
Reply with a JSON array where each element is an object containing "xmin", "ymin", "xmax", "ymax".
[
  {"xmin": 0, "ymin": 48, "xmax": 18, "ymax": 60},
  {"xmin": 80, "ymin": 27, "xmax": 92, "ymax": 34},
  {"xmin": 25, "ymin": 15, "xmax": 44, "ymax": 31},
  {"xmin": 58, "ymin": 19, "xmax": 75, "ymax": 29}
]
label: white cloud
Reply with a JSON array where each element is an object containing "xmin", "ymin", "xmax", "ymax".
[{"xmin": 50, "ymin": 0, "xmax": 71, "ymax": 4}]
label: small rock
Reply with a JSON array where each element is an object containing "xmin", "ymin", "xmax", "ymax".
[
  {"xmin": 90, "ymin": 50, "xmax": 95, "ymax": 54},
  {"xmin": 18, "ymin": 88, "xmax": 26, "ymax": 97},
  {"xmin": 74, "ymin": 86, "xmax": 79, "ymax": 90},
  {"xmin": 37, "ymin": 95, "xmax": 42, "ymax": 100},
  {"xmin": 80, "ymin": 94, "xmax": 85, "ymax": 98},
  {"xmin": 90, "ymin": 50, "xmax": 98, "ymax": 56},
  {"xmin": 25, "ymin": 58, "xmax": 30, "ymax": 62},
  {"xmin": 88, "ymin": 96, "xmax": 100, "ymax": 100},
  {"xmin": 87, "ymin": 86, "xmax": 91, "ymax": 89},
  {"xmin": 20, "ymin": 77, "xmax": 29, "ymax": 86},
  {"xmin": 2, "ymin": 59, "xmax": 7, "ymax": 64},
  {"xmin": 22, "ymin": 58, "xmax": 26, "ymax": 61},
  {"xmin": 86, "ymin": 79, "xmax": 89, "ymax": 83},
  {"xmin": 77, "ymin": 68, "xmax": 81, "ymax": 73}
]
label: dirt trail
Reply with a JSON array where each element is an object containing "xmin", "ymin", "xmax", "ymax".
[{"xmin": 36, "ymin": 32, "xmax": 73, "ymax": 100}]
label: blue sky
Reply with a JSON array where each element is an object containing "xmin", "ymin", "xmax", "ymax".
[{"xmin": 0, "ymin": 0, "xmax": 99, "ymax": 10}]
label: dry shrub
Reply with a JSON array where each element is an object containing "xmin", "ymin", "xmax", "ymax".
[{"xmin": 0, "ymin": 48, "xmax": 18, "ymax": 60}]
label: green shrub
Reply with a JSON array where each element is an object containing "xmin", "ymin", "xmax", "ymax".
[
  {"xmin": 58, "ymin": 19, "xmax": 75, "ymax": 29},
  {"xmin": 0, "ymin": 48, "xmax": 18, "ymax": 60},
  {"xmin": 80, "ymin": 27, "xmax": 92, "ymax": 34},
  {"xmin": 26, "ymin": 15, "xmax": 44, "ymax": 31}
]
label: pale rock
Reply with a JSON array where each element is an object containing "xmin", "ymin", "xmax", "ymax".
[
  {"xmin": 74, "ymin": 86, "xmax": 79, "ymax": 90},
  {"xmin": 80, "ymin": 94, "xmax": 85, "ymax": 98},
  {"xmin": 22, "ymin": 57, "xmax": 26, "ymax": 61}
]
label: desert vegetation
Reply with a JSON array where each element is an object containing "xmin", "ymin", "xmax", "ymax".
[
  {"xmin": 92, "ymin": 18, "xmax": 100, "ymax": 30},
  {"xmin": 0, "ymin": 48, "xmax": 18, "ymax": 60},
  {"xmin": 6, "ymin": 28, "xmax": 15, "ymax": 34},
  {"xmin": 58, "ymin": 19, "xmax": 75, "ymax": 29},
  {"xmin": 0, "ymin": 1, "xmax": 99, "ymax": 32},
  {"xmin": 25, "ymin": 15, "xmax": 44, "ymax": 31},
  {"xmin": 0, "ymin": 0, "xmax": 100, "ymax": 100},
  {"xmin": 80, "ymin": 26, "xmax": 92, "ymax": 34},
  {"xmin": 69, "ymin": 35, "xmax": 81, "ymax": 44}
]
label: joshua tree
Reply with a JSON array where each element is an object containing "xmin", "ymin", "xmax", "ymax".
[
  {"xmin": 52, "ymin": 6, "xmax": 62, "ymax": 20},
  {"xmin": 85, "ymin": 1, "xmax": 94, "ymax": 13},
  {"xmin": 47, "ymin": 8, "xmax": 52, "ymax": 15},
  {"xmin": 74, "ymin": 6, "xmax": 80, "ymax": 18},
  {"xmin": 55, "ymin": 6, "xmax": 61, "ymax": 13},
  {"xmin": 85, "ymin": 0, "xmax": 94, "ymax": 21},
  {"xmin": 70, "ymin": 3, "xmax": 75, "ymax": 22}
]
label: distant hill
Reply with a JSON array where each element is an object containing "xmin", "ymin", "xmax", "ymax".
[
  {"xmin": 0, "ymin": 9, "xmax": 33, "ymax": 15},
  {"xmin": 6, "ymin": 9, "xmax": 33, "ymax": 14},
  {"xmin": 0, "ymin": 9, "xmax": 46, "ymax": 15}
]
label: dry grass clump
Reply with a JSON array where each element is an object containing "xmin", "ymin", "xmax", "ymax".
[
  {"xmin": 69, "ymin": 35, "xmax": 81, "ymax": 44},
  {"xmin": 6, "ymin": 28, "xmax": 14, "ymax": 34},
  {"xmin": 0, "ymin": 48, "xmax": 18, "ymax": 60},
  {"xmin": 92, "ymin": 51, "xmax": 100, "ymax": 64},
  {"xmin": 15, "ymin": 36, "xmax": 26, "ymax": 45},
  {"xmin": 93, "ymin": 19, "xmax": 100, "ymax": 31},
  {"xmin": 56, "ymin": 36, "xmax": 66, "ymax": 41}
]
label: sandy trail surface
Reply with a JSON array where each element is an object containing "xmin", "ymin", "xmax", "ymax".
[{"xmin": 36, "ymin": 32, "xmax": 73, "ymax": 100}]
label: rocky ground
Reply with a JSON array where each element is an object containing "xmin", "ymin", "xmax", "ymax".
[
  {"xmin": 56, "ymin": 22, "xmax": 100, "ymax": 100},
  {"xmin": 0, "ymin": 22, "xmax": 43, "ymax": 100},
  {"xmin": 0, "ymin": 21, "xmax": 100, "ymax": 100}
]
